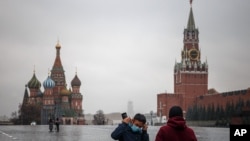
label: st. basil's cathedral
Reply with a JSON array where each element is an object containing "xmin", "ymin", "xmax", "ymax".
[{"xmin": 22, "ymin": 42, "xmax": 84, "ymax": 125}]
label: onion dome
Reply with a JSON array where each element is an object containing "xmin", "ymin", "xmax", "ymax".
[
  {"xmin": 28, "ymin": 73, "xmax": 41, "ymax": 89},
  {"xmin": 43, "ymin": 76, "xmax": 55, "ymax": 89},
  {"xmin": 71, "ymin": 74, "xmax": 81, "ymax": 87},
  {"xmin": 60, "ymin": 86, "xmax": 71, "ymax": 95},
  {"xmin": 55, "ymin": 40, "xmax": 61, "ymax": 49}
]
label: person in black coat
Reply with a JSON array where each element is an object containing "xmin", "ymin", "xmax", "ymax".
[
  {"xmin": 48, "ymin": 118, "xmax": 53, "ymax": 132},
  {"xmin": 111, "ymin": 113, "xmax": 149, "ymax": 141},
  {"xmin": 55, "ymin": 117, "xmax": 60, "ymax": 132}
]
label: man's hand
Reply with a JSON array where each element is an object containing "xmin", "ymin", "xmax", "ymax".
[
  {"xmin": 122, "ymin": 117, "xmax": 131, "ymax": 124},
  {"xmin": 142, "ymin": 124, "xmax": 148, "ymax": 131}
]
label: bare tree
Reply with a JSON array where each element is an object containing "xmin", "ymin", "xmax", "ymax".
[{"xmin": 93, "ymin": 110, "xmax": 106, "ymax": 125}]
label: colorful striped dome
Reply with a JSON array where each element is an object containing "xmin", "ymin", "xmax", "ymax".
[
  {"xmin": 43, "ymin": 76, "xmax": 55, "ymax": 89},
  {"xmin": 28, "ymin": 73, "xmax": 41, "ymax": 89}
]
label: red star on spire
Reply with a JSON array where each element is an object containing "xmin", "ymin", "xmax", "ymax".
[{"xmin": 190, "ymin": 0, "xmax": 193, "ymax": 6}]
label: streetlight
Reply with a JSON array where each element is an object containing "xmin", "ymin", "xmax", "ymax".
[
  {"xmin": 158, "ymin": 101, "xmax": 166, "ymax": 123},
  {"xmin": 150, "ymin": 111, "xmax": 153, "ymax": 126}
]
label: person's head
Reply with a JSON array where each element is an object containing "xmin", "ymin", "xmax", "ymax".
[
  {"xmin": 132, "ymin": 113, "xmax": 146, "ymax": 128},
  {"xmin": 169, "ymin": 106, "xmax": 183, "ymax": 118}
]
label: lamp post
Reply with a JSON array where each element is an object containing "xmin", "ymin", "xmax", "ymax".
[
  {"xmin": 150, "ymin": 111, "xmax": 153, "ymax": 126},
  {"xmin": 158, "ymin": 101, "xmax": 165, "ymax": 123},
  {"xmin": 159, "ymin": 102, "xmax": 163, "ymax": 123}
]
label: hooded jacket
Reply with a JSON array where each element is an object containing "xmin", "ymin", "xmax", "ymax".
[
  {"xmin": 111, "ymin": 122, "xmax": 149, "ymax": 141},
  {"xmin": 155, "ymin": 116, "xmax": 197, "ymax": 141}
]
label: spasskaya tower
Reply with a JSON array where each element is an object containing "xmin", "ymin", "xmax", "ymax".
[{"xmin": 174, "ymin": 1, "xmax": 208, "ymax": 111}]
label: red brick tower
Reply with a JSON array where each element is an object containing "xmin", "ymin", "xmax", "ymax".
[
  {"xmin": 174, "ymin": 3, "xmax": 208, "ymax": 112},
  {"xmin": 71, "ymin": 72, "xmax": 83, "ymax": 113},
  {"xmin": 43, "ymin": 74, "xmax": 55, "ymax": 106},
  {"xmin": 50, "ymin": 41, "xmax": 66, "ymax": 118},
  {"xmin": 27, "ymin": 70, "xmax": 41, "ymax": 104},
  {"xmin": 71, "ymin": 71, "xmax": 84, "ymax": 124},
  {"xmin": 41, "ymin": 72, "xmax": 56, "ymax": 122},
  {"xmin": 51, "ymin": 41, "xmax": 66, "ymax": 95}
]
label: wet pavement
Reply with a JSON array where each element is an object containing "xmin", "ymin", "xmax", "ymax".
[{"xmin": 0, "ymin": 125, "xmax": 229, "ymax": 141}]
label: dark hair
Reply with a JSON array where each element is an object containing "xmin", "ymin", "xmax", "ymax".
[
  {"xmin": 169, "ymin": 106, "xmax": 183, "ymax": 118},
  {"xmin": 133, "ymin": 113, "xmax": 146, "ymax": 124}
]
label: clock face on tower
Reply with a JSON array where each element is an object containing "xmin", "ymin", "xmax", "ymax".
[{"xmin": 188, "ymin": 49, "xmax": 199, "ymax": 60}]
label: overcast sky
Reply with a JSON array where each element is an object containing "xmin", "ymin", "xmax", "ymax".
[{"xmin": 1, "ymin": 0, "xmax": 250, "ymax": 117}]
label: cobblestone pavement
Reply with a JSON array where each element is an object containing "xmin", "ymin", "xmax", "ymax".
[{"xmin": 0, "ymin": 125, "xmax": 229, "ymax": 141}]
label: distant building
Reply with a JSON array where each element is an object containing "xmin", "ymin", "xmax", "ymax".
[
  {"xmin": 0, "ymin": 115, "xmax": 9, "ymax": 121},
  {"xmin": 157, "ymin": 2, "xmax": 250, "ymax": 124},
  {"xmin": 84, "ymin": 112, "xmax": 122, "ymax": 125},
  {"xmin": 21, "ymin": 42, "xmax": 84, "ymax": 125},
  {"xmin": 105, "ymin": 112, "xmax": 122, "ymax": 125},
  {"xmin": 127, "ymin": 101, "xmax": 134, "ymax": 117},
  {"xmin": 144, "ymin": 112, "xmax": 158, "ymax": 126},
  {"xmin": 84, "ymin": 113, "xmax": 94, "ymax": 125},
  {"xmin": 0, "ymin": 115, "xmax": 12, "ymax": 125}
]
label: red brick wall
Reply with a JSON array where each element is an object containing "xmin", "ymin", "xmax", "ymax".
[
  {"xmin": 196, "ymin": 88, "xmax": 250, "ymax": 109},
  {"xmin": 157, "ymin": 93, "xmax": 183, "ymax": 118},
  {"xmin": 157, "ymin": 88, "xmax": 250, "ymax": 119}
]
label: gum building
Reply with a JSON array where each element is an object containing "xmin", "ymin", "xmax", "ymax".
[
  {"xmin": 22, "ymin": 42, "xmax": 84, "ymax": 125},
  {"xmin": 157, "ymin": 2, "xmax": 250, "ymax": 119}
]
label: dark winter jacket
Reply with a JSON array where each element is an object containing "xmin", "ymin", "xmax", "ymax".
[
  {"xmin": 49, "ymin": 121, "xmax": 53, "ymax": 130},
  {"xmin": 111, "ymin": 122, "xmax": 149, "ymax": 141},
  {"xmin": 155, "ymin": 116, "xmax": 197, "ymax": 141}
]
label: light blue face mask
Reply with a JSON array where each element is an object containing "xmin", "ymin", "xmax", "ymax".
[{"xmin": 129, "ymin": 123, "xmax": 142, "ymax": 133}]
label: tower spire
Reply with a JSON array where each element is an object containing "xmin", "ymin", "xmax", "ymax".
[
  {"xmin": 51, "ymin": 40, "xmax": 66, "ymax": 89},
  {"xmin": 53, "ymin": 41, "xmax": 63, "ymax": 68},
  {"xmin": 48, "ymin": 68, "xmax": 50, "ymax": 76},
  {"xmin": 33, "ymin": 65, "xmax": 36, "ymax": 74},
  {"xmin": 187, "ymin": 5, "xmax": 195, "ymax": 30},
  {"xmin": 190, "ymin": 0, "xmax": 193, "ymax": 7}
]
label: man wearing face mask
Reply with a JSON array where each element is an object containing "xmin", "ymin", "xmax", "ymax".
[{"xmin": 111, "ymin": 113, "xmax": 149, "ymax": 141}]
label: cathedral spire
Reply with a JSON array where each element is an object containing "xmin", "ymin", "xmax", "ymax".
[
  {"xmin": 22, "ymin": 85, "xmax": 29, "ymax": 104},
  {"xmin": 52, "ymin": 41, "xmax": 64, "ymax": 70},
  {"xmin": 51, "ymin": 41, "xmax": 66, "ymax": 89},
  {"xmin": 48, "ymin": 68, "xmax": 50, "ymax": 76},
  {"xmin": 56, "ymin": 40, "xmax": 61, "ymax": 49},
  {"xmin": 33, "ymin": 65, "xmax": 36, "ymax": 74}
]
